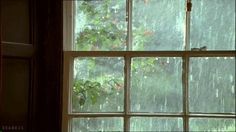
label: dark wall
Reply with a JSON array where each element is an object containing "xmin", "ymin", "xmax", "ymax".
[
  {"xmin": 1, "ymin": 0, "xmax": 32, "ymax": 131},
  {"xmin": 0, "ymin": 0, "xmax": 63, "ymax": 131}
]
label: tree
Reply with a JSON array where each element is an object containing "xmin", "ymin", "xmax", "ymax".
[{"xmin": 72, "ymin": 0, "xmax": 235, "ymax": 131}]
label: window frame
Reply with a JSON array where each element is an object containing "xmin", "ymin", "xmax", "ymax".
[{"xmin": 62, "ymin": 1, "xmax": 236, "ymax": 132}]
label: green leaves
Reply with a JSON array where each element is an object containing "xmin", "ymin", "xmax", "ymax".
[
  {"xmin": 73, "ymin": 79, "xmax": 122, "ymax": 106},
  {"xmin": 73, "ymin": 80, "xmax": 101, "ymax": 106},
  {"xmin": 75, "ymin": 0, "xmax": 130, "ymax": 50}
]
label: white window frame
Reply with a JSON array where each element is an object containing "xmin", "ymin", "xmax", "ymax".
[{"xmin": 62, "ymin": 1, "xmax": 236, "ymax": 132}]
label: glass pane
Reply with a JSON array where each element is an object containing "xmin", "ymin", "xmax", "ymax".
[
  {"xmin": 132, "ymin": 0, "xmax": 185, "ymax": 50},
  {"xmin": 189, "ymin": 57, "xmax": 235, "ymax": 113},
  {"xmin": 131, "ymin": 57, "xmax": 182, "ymax": 112},
  {"xmin": 130, "ymin": 117, "xmax": 183, "ymax": 131},
  {"xmin": 74, "ymin": 0, "xmax": 127, "ymax": 51},
  {"xmin": 190, "ymin": 118, "xmax": 236, "ymax": 131},
  {"xmin": 72, "ymin": 117, "xmax": 123, "ymax": 132},
  {"xmin": 72, "ymin": 57, "xmax": 124, "ymax": 112},
  {"xmin": 190, "ymin": 0, "xmax": 235, "ymax": 50}
]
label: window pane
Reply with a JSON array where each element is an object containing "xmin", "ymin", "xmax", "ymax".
[
  {"xmin": 72, "ymin": 117, "xmax": 123, "ymax": 132},
  {"xmin": 130, "ymin": 117, "xmax": 183, "ymax": 131},
  {"xmin": 72, "ymin": 57, "xmax": 124, "ymax": 112},
  {"xmin": 189, "ymin": 57, "xmax": 235, "ymax": 113},
  {"xmin": 190, "ymin": 118, "xmax": 236, "ymax": 131},
  {"xmin": 190, "ymin": 0, "xmax": 235, "ymax": 50},
  {"xmin": 132, "ymin": 0, "xmax": 185, "ymax": 50},
  {"xmin": 131, "ymin": 57, "xmax": 183, "ymax": 112},
  {"xmin": 74, "ymin": 0, "xmax": 126, "ymax": 51}
]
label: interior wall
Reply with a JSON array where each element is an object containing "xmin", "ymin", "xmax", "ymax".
[
  {"xmin": 0, "ymin": 0, "xmax": 63, "ymax": 131},
  {"xmin": 0, "ymin": 0, "xmax": 34, "ymax": 132},
  {"xmin": 0, "ymin": 0, "xmax": 32, "ymax": 131}
]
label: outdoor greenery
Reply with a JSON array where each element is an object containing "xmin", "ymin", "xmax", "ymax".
[
  {"xmin": 75, "ymin": 0, "xmax": 127, "ymax": 51},
  {"xmin": 73, "ymin": 57, "xmax": 124, "ymax": 112},
  {"xmin": 71, "ymin": 0, "xmax": 235, "ymax": 131}
]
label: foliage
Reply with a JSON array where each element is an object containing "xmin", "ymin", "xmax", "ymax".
[
  {"xmin": 72, "ymin": 0, "xmax": 235, "ymax": 131},
  {"xmin": 75, "ymin": 0, "xmax": 127, "ymax": 50},
  {"xmin": 73, "ymin": 78, "xmax": 123, "ymax": 111}
]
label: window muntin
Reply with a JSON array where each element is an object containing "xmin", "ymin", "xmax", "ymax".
[
  {"xmin": 64, "ymin": 52, "xmax": 235, "ymax": 131},
  {"xmin": 63, "ymin": 0, "xmax": 236, "ymax": 131}
]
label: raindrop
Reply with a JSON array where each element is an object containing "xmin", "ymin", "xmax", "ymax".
[
  {"xmin": 205, "ymin": 57, "xmax": 209, "ymax": 60},
  {"xmin": 165, "ymin": 120, "xmax": 168, "ymax": 129},
  {"xmin": 155, "ymin": 58, "xmax": 159, "ymax": 60},
  {"xmin": 144, "ymin": 76, "xmax": 147, "ymax": 79},
  {"xmin": 177, "ymin": 118, "xmax": 181, "ymax": 128},
  {"xmin": 99, "ymin": 104, "xmax": 102, "ymax": 110},
  {"xmin": 190, "ymin": 74, "xmax": 193, "ymax": 81},
  {"xmin": 150, "ymin": 120, "xmax": 153, "ymax": 128},
  {"xmin": 164, "ymin": 96, "xmax": 167, "ymax": 110},
  {"xmin": 230, "ymin": 75, "xmax": 234, "ymax": 83},
  {"xmin": 216, "ymin": 89, "xmax": 219, "ymax": 98},
  {"xmin": 104, "ymin": 97, "xmax": 109, "ymax": 105},
  {"xmin": 224, "ymin": 57, "xmax": 227, "ymax": 60},
  {"xmin": 116, "ymin": 92, "xmax": 119, "ymax": 95},
  {"xmin": 232, "ymin": 85, "xmax": 235, "ymax": 94},
  {"xmin": 167, "ymin": 58, "xmax": 170, "ymax": 63},
  {"xmin": 217, "ymin": 57, "xmax": 220, "ymax": 59},
  {"xmin": 117, "ymin": 106, "xmax": 121, "ymax": 111}
]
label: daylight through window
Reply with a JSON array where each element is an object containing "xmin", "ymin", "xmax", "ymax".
[{"xmin": 63, "ymin": 0, "xmax": 236, "ymax": 131}]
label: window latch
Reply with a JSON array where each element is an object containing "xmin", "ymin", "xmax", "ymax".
[
  {"xmin": 191, "ymin": 46, "xmax": 207, "ymax": 51},
  {"xmin": 187, "ymin": 2, "xmax": 192, "ymax": 12}
]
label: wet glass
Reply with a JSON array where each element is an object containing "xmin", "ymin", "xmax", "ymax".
[
  {"xmin": 74, "ymin": 0, "xmax": 127, "ymax": 51},
  {"xmin": 190, "ymin": 118, "xmax": 236, "ymax": 131},
  {"xmin": 131, "ymin": 57, "xmax": 183, "ymax": 112},
  {"xmin": 189, "ymin": 57, "xmax": 235, "ymax": 113},
  {"xmin": 132, "ymin": 0, "xmax": 185, "ymax": 50},
  {"xmin": 72, "ymin": 57, "xmax": 124, "ymax": 112},
  {"xmin": 72, "ymin": 118, "xmax": 123, "ymax": 132},
  {"xmin": 130, "ymin": 117, "xmax": 183, "ymax": 131},
  {"xmin": 190, "ymin": 0, "xmax": 235, "ymax": 50}
]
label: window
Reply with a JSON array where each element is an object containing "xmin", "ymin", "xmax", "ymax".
[{"xmin": 63, "ymin": 0, "xmax": 235, "ymax": 131}]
